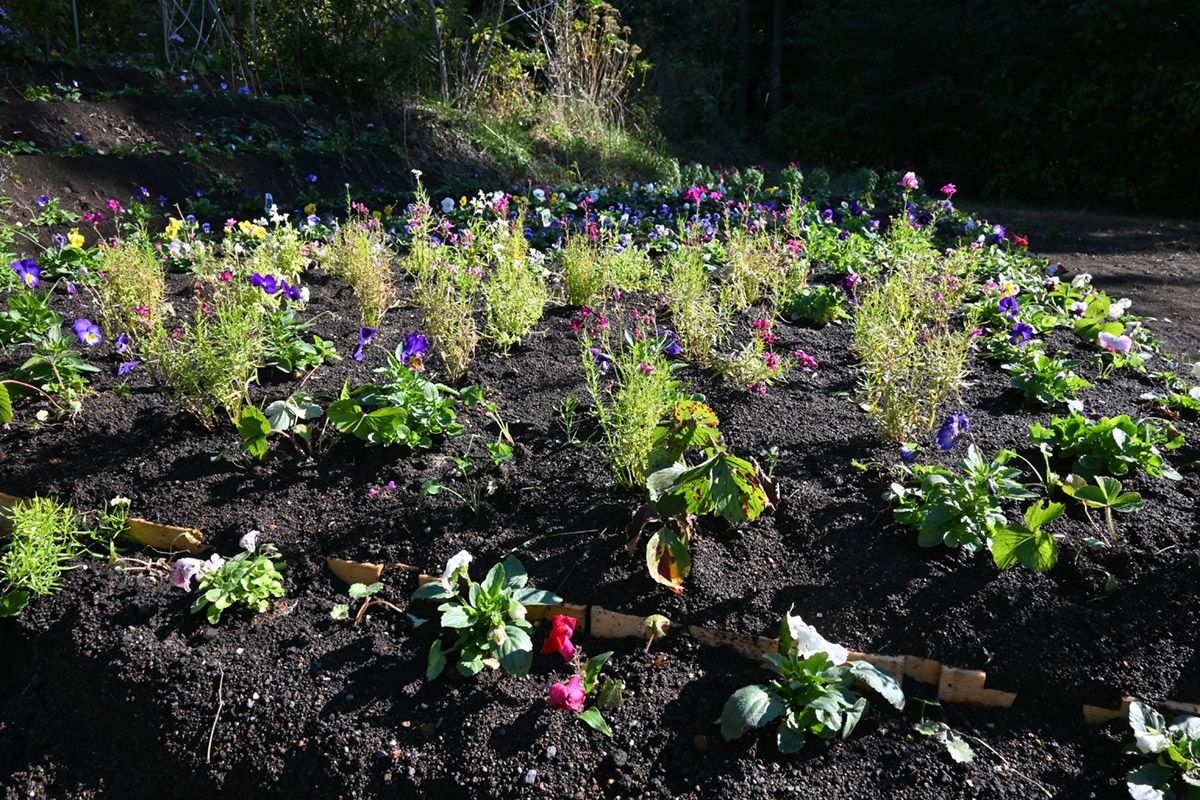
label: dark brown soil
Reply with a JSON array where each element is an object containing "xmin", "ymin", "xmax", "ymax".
[{"xmin": 2, "ymin": 63, "xmax": 1200, "ymax": 800}]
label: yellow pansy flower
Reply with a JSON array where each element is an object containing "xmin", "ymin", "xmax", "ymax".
[
  {"xmin": 250, "ymin": 225, "xmax": 267, "ymax": 238},
  {"xmin": 304, "ymin": 203, "xmax": 317, "ymax": 215},
  {"xmin": 67, "ymin": 228, "xmax": 84, "ymax": 248},
  {"xmin": 165, "ymin": 217, "xmax": 182, "ymax": 238},
  {"xmin": 372, "ymin": 211, "xmax": 382, "ymax": 220},
  {"xmin": 239, "ymin": 220, "xmax": 253, "ymax": 235},
  {"xmin": 384, "ymin": 204, "xmax": 393, "ymax": 216}
]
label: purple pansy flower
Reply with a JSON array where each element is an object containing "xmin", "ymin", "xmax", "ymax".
[
  {"xmin": 936, "ymin": 412, "xmax": 970, "ymax": 451},
  {"xmin": 117, "ymin": 360, "xmax": 140, "ymax": 376},
  {"xmin": 353, "ymin": 327, "xmax": 378, "ymax": 361},
  {"xmin": 114, "ymin": 333, "xmax": 130, "ymax": 353},
  {"xmin": 250, "ymin": 272, "xmax": 279, "ymax": 295},
  {"xmin": 11, "ymin": 259, "xmax": 39, "ymax": 287},
  {"xmin": 73, "ymin": 318, "xmax": 102, "ymax": 346},
  {"xmin": 401, "ymin": 333, "xmax": 429, "ymax": 367},
  {"xmin": 586, "ymin": 347, "xmax": 612, "ymax": 375},
  {"xmin": 657, "ymin": 330, "xmax": 682, "ymax": 356},
  {"xmin": 998, "ymin": 296, "xmax": 1019, "ymax": 319},
  {"xmin": 1009, "ymin": 321, "xmax": 1034, "ymax": 346}
]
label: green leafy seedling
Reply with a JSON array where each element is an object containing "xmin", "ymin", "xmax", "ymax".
[
  {"xmin": 641, "ymin": 614, "xmax": 670, "ymax": 652},
  {"xmin": 1059, "ymin": 474, "xmax": 1143, "ymax": 545},
  {"xmin": 331, "ymin": 582, "xmax": 404, "ymax": 626},
  {"xmin": 991, "ymin": 500, "xmax": 1064, "ymax": 572}
]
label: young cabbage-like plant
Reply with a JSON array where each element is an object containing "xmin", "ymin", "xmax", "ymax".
[
  {"xmin": 236, "ymin": 388, "xmax": 324, "ymax": 460},
  {"xmin": 720, "ymin": 610, "xmax": 903, "ymax": 753},
  {"xmin": 1030, "ymin": 412, "xmax": 1183, "ymax": 481},
  {"xmin": 630, "ymin": 399, "xmax": 776, "ymax": 592},
  {"xmin": 413, "ymin": 552, "xmax": 562, "ymax": 680},
  {"xmin": 1124, "ymin": 700, "xmax": 1200, "ymax": 800},
  {"xmin": 886, "ymin": 445, "xmax": 1037, "ymax": 553}
]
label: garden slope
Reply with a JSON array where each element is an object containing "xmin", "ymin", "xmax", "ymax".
[{"xmin": 1, "ymin": 220, "xmax": 1199, "ymax": 798}]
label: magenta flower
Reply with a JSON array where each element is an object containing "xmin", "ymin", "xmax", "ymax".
[
  {"xmin": 549, "ymin": 675, "xmax": 586, "ymax": 712},
  {"xmin": 941, "ymin": 183, "xmax": 957, "ymax": 198},
  {"xmin": 637, "ymin": 362, "xmax": 655, "ymax": 375},
  {"xmin": 792, "ymin": 350, "xmax": 818, "ymax": 371},
  {"xmin": 898, "ymin": 172, "xmax": 919, "ymax": 191},
  {"xmin": 541, "ymin": 615, "xmax": 577, "ymax": 661}
]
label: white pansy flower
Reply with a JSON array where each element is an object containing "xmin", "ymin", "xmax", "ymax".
[
  {"xmin": 532, "ymin": 188, "xmax": 545, "ymax": 202},
  {"xmin": 441, "ymin": 550, "xmax": 473, "ymax": 584},
  {"xmin": 440, "ymin": 197, "xmax": 455, "ymax": 214},
  {"xmin": 1072, "ymin": 273, "xmax": 1093, "ymax": 288},
  {"xmin": 785, "ymin": 610, "xmax": 849, "ymax": 664},
  {"xmin": 1108, "ymin": 297, "xmax": 1132, "ymax": 319},
  {"xmin": 1135, "ymin": 728, "xmax": 1169, "ymax": 755},
  {"xmin": 1190, "ymin": 361, "xmax": 1200, "ymax": 379},
  {"xmin": 239, "ymin": 530, "xmax": 261, "ymax": 551}
]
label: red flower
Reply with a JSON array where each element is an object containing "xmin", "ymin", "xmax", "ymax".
[
  {"xmin": 541, "ymin": 614, "xmax": 576, "ymax": 661},
  {"xmin": 549, "ymin": 675, "xmax": 585, "ymax": 712},
  {"xmin": 1013, "ymin": 234, "xmax": 1029, "ymax": 248}
]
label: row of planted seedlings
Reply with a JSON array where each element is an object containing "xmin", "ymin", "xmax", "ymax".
[{"xmin": 2, "ymin": 167, "xmax": 1199, "ymax": 795}]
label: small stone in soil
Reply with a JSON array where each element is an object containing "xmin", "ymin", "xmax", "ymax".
[
  {"xmin": 522, "ymin": 769, "xmax": 537, "ymax": 785},
  {"xmin": 545, "ymin": 746, "xmax": 557, "ymax": 760}
]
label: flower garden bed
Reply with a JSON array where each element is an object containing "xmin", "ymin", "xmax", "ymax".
[{"xmin": 3, "ymin": 82, "xmax": 1200, "ymax": 795}]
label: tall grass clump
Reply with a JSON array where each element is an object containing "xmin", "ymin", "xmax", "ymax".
[
  {"xmin": 415, "ymin": 248, "xmax": 481, "ymax": 385},
  {"xmin": 853, "ymin": 232, "xmax": 979, "ymax": 442},
  {"xmin": 148, "ymin": 278, "xmax": 267, "ymax": 426},
  {"xmin": 484, "ymin": 211, "xmax": 548, "ymax": 353},
  {"xmin": 325, "ymin": 205, "xmax": 395, "ymax": 327},
  {"xmin": 721, "ymin": 225, "xmax": 787, "ymax": 312},
  {"xmin": 1, "ymin": 496, "xmax": 84, "ymax": 615},
  {"xmin": 560, "ymin": 231, "xmax": 609, "ymax": 306},
  {"xmin": 665, "ymin": 238, "xmax": 732, "ymax": 365},
  {"xmin": 94, "ymin": 239, "xmax": 166, "ymax": 351},
  {"xmin": 580, "ymin": 313, "xmax": 684, "ymax": 489}
]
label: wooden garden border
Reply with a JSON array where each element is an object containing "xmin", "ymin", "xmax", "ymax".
[{"xmin": 1, "ymin": 489, "xmax": 1191, "ymax": 722}]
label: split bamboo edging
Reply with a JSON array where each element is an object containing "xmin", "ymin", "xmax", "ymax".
[
  {"xmin": 1, "ymin": 491, "xmax": 207, "ymax": 553},
  {"xmin": 327, "ymin": 557, "xmax": 1016, "ymax": 708}
]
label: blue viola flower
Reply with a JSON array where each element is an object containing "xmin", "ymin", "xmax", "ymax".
[
  {"xmin": 250, "ymin": 273, "xmax": 279, "ymax": 295},
  {"xmin": 401, "ymin": 333, "xmax": 429, "ymax": 365},
  {"xmin": 11, "ymin": 259, "xmax": 39, "ymax": 287},
  {"xmin": 73, "ymin": 318, "xmax": 102, "ymax": 347},
  {"xmin": 35, "ymin": 196, "xmax": 50, "ymax": 207},
  {"xmin": 118, "ymin": 360, "xmax": 141, "ymax": 375},
  {"xmin": 307, "ymin": 174, "xmax": 317, "ymax": 183},
  {"xmin": 657, "ymin": 330, "xmax": 682, "ymax": 356},
  {"xmin": 900, "ymin": 444, "xmax": 918, "ymax": 465},
  {"xmin": 936, "ymin": 412, "xmax": 970, "ymax": 451},
  {"xmin": 998, "ymin": 296, "xmax": 1019, "ymax": 319},
  {"xmin": 114, "ymin": 333, "xmax": 130, "ymax": 353},
  {"xmin": 1009, "ymin": 321, "xmax": 1034, "ymax": 346},
  {"xmin": 279, "ymin": 280, "xmax": 301, "ymax": 302},
  {"xmin": 586, "ymin": 347, "xmax": 612, "ymax": 375},
  {"xmin": 353, "ymin": 327, "xmax": 378, "ymax": 362}
]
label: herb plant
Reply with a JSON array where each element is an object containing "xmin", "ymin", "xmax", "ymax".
[
  {"xmin": 483, "ymin": 212, "xmax": 548, "ymax": 352},
  {"xmin": 1, "ymin": 496, "xmax": 85, "ymax": 616},
  {"xmin": 174, "ymin": 534, "xmax": 287, "ymax": 624},
  {"xmin": 781, "ymin": 285, "xmax": 848, "ymax": 325},
  {"xmin": 1002, "ymin": 351, "xmax": 1092, "ymax": 410},
  {"xmin": 325, "ymin": 207, "xmax": 395, "ymax": 327},
  {"xmin": 413, "ymin": 552, "xmax": 562, "ymax": 680},
  {"xmin": 720, "ymin": 610, "xmax": 903, "ymax": 753}
]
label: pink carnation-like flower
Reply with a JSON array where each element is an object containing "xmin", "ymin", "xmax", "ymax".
[{"xmin": 898, "ymin": 172, "xmax": 919, "ymax": 191}]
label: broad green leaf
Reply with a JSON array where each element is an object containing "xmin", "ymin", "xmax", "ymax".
[
  {"xmin": 645, "ymin": 527, "xmax": 691, "ymax": 593},
  {"xmin": 720, "ymin": 684, "xmax": 782, "ymax": 741},
  {"xmin": 0, "ymin": 382, "xmax": 11, "ymax": 423},
  {"xmin": 0, "ymin": 589, "xmax": 29, "ymax": 616},
  {"xmin": 841, "ymin": 696, "xmax": 868, "ymax": 738},
  {"xmin": 330, "ymin": 604, "xmax": 349, "ymax": 620},
  {"xmin": 500, "ymin": 554, "xmax": 528, "ymax": 590},
  {"xmin": 710, "ymin": 453, "xmax": 767, "ymax": 523},
  {"xmin": 1126, "ymin": 764, "xmax": 1172, "ymax": 800},
  {"xmin": 1130, "ymin": 701, "xmax": 1166, "ymax": 737},
  {"xmin": 576, "ymin": 707, "xmax": 612, "ymax": 737},
  {"xmin": 411, "ymin": 581, "xmax": 454, "ymax": 601},
  {"xmin": 583, "ymin": 651, "xmax": 613, "ymax": 693},
  {"xmin": 849, "ymin": 661, "xmax": 904, "ymax": 708},
  {"xmin": 327, "ymin": 398, "xmax": 369, "ymax": 437},
  {"xmin": 596, "ymin": 678, "xmax": 624, "ymax": 710},
  {"xmin": 1022, "ymin": 500, "xmax": 1065, "ymax": 531},
  {"xmin": 349, "ymin": 582, "xmax": 382, "ymax": 599},
  {"xmin": 945, "ymin": 735, "xmax": 975, "ymax": 763},
  {"xmin": 482, "ymin": 562, "xmax": 506, "ymax": 597},
  {"xmin": 992, "ymin": 525, "xmax": 1058, "ymax": 572},
  {"xmin": 777, "ymin": 716, "xmax": 807, "ymax": 753},
  {"xmin": 496, "ymin": 627, "xmax": 533, "ymax": 676},
  {"xmin": 512, "ymin": 587, "xmax": 561, "ymax": 606}
]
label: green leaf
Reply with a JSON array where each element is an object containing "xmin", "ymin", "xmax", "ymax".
[
  {"xmin": 1023, "ymin": 500, "xmax": 1065, "ymax": 531},
  {"xmin": 642, "ymin": 614, "xmax": 670, "ymax": 638},
  {"xmin": 349, "ymin": 582, "xmax": 382, "ymax": 599},
  {"xmin": 1130, "ymin": 701, "xmax": 1166, "ymax": 737},
  {"xmin": 583, "ymin": 651, "xmax": 613, "ymax": 693},
  {"xmin": 720, "ymin": 684, "xmax": 782, "ymax": 741},
  {"xmin": 596, "ymin": 678, "xmax": 624, "ymax": 710},
  {"xmin": 710, "ymin": 453, "xmax": 768, "ymax": 523},
  {"xmin": 0, "ymin": 382, "xmax": 12, "ymax": 423},
  {"xmin": 512, "ymin": 587, "xmax": 561, "ymax": 606},
  {"xmin": 777, "ymin": 716, "xmax": 807, "ymax": 753},
  {"xmin": 1126, "ymin": 764, "xmax": 1172, "ymax": 800},
  {"xmin": 426, "ymin": 640, "xmax": 447, "ymax": 680},
  {"xmin": 500, "ymin": 554, "xmax": 527, "ymax": 590},
  {"xmin": 946, "ymin": 735, "xmax": 975, "ymax": 763},
  {"xmin": 992, "ymin": 524, "xmax": 1059, "ymax": 572},
  {"xmin": 496, "ymin": 626, "xmax": 533, "ymax": 676},
  {"xmin": 849, "ymin": 661, "xmax": 905, "ymax": 709},
  {"xmin": 330, "ymin": 604, "xmax": 349, "ymax": 620},
  {"xmin": 0, "ymin": 589, "xmax": 29, "ymax": 616},
  {"xmin": 439, "ymin": 604, "xmax": 473, "ymax": 628},
  {"xmin": 411, "ymin": 581, "xmax": 454, "ymax": 601},
  {"xmin": 576, "ymin": 707, "xmax": 612, "ymax": 737}
]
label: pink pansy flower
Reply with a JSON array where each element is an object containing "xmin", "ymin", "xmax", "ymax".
[
  {"xmin": 940, "ymin": 183, "xmax": 956, "ymax": 198},
  {"xmin": 549, "ymin": 675, "xmax": 586, "ymax": 712},
  {"xmin": 898, "ymin": 172, "xmax": 919, "ymax": 191},
  {"xmin": 1098, "ymin": 331, "xmax": 1133, "ymax": 355},
  {"xmin": 171, "ymin": 558, "xmax": 205, "ymax": 591}
]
